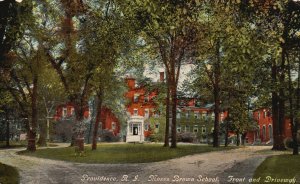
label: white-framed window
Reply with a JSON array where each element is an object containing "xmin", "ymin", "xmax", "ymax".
[
  {"xmin": 194, "ymin": 112, "xmax": 199, "ymax": 119},
  {"xmin": 134, "ymin": 94, "xmax": 139, "ymax": 103},
  {"xmin": 211, "ymin": 113, "xmax": 215, "ymax": 120},
  {"xmin": 269, "ymin": 124, "xmax": 273, "ymax": 139},
  {"xmin": 177, "ymin": 126, "xmax": 181, "ymax": 132},
  {"xmin": 176, "ymin": 112, "xmax": 181, "ymax": 119},
  {"xmin": 62, "ymin": 107, "xmax": 67, "ymax": 117},
  {"xmin": 201, "ymin": 112, "xmax": 206, "ymax": 120},
  {"xmin": 186, "ymin": 111, "xmax": 190, "ymax": 118},
  {"xmin": 144, "ymin": 109, "xmax": 149, "ymax": 119},
  {"xmin": 112, "ymin": 122, "xmax": 116, "ymax": 130},
  {"xmin": 70, "ymin": 107, "xmax": 74, "ymax": 115},
  {"xmin": 202, "ymin": 127, "xmax": 206, "ymax": 133},
  {"xmin": 257, "ymin": 112, "xmax": 260, "ymax": 120},
  {"xmin": 133, "ymin": 109, "xmax": 138, "ymax": 116},
  {"xmin": 264, "ymin": 110, "xmax": 267, "ymax": 118}
]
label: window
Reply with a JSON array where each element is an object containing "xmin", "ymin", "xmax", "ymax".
[
  {"xmin": 194, "ymin": 112, "xmax": 199, "ymax": 119},
  {"xmin": 193, "ymin": 125, "xmax": 198, "ymax": 133},
  {"xmin": 268, "ymin": 124, "xmax": 273, "ymax": 139},
  {"xmin": 176, "ymin": 112, "xmax": 181, "ymax": 119},
  {"xmin": 70, "ymin": 108, "xmax": 74, "ymax": 115},
  {"xmin": 154, "ymin": 123, "xmax": 159, "ymax": 133},
  {"xmin": 186, "ymin": 111, "xmax": 190, "ymax": 118},
  {"xmin": 264, "ymin": 110, "xmax": 267, "ymax": 118},
  {"xmin": 201, "ymin": 112, "xmax": 206, "ymax": 120},
  {"xmin": 133, "ymin": 109, "xmax": 138, "ymax": 116},
  {"xmin": 62, "ymin": 107, "xmax": 67, "ymax": 117},
  {"xmin": 211, "ymin": 113, "xmax": 215, "ymax": 120},
  {"xmin": 177, "ymin": 126, "xmax": 181, "ymax": 132},
  {"xmin": 144, "ymin": 109, "xmax": 149, "ymax": 119},
  {"xmin": 112, "ymin": 122, "xmax": 116, "ymax": 130},
  {"xmin": 144, "ymin": 124, "xmax": 149, "ymax": 131},
  {"xmin": 257, "ymin": 112, "xmax": 260, "ymax": 120},
  {"xmin": 144, "ymin": 95, "xmax": 149, "ymax": 102},
  {"xmin": 202, "ymin": 127, "xmax": 206, "ymax": 133},
  {"xmin": 134, "ymin": 94, "xmax": 139, "ymax": 103}
]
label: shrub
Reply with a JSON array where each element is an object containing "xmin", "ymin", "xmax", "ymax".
[
  {"xmin": 177, "ymin": 132, "xmax": 196, "ymax": 143},
  {"xmin": 99, "ymin": 130, "xmax": 120, "ymax": 142}
]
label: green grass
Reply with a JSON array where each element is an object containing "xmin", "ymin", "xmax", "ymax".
[
  {"xmin": 253, "ymin": 155, "xmax": 300, "ymax": 184},
  {"xmin": 0, "ymin": 141, "xmax": 27, "ymax": 149},
  {"xmin": 0, "ymin": 163, "xmax": 19, "ymax": 184},
  {"xmin": 18, "ymin": 143, "xmax": 234, "ymax": 164}
]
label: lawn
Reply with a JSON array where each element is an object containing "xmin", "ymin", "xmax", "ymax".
[
  {"xmin": 0, "ymin": 141, "xmax": 27, "ymax": 149},
  {"xmin": 0, "ymin": 163, "xmax": 19, "ymax": 184},
  {"xmin": 253, "ymin": 154, "xmax": 300, "ymax": 184},
  {"xmin": 18, "ymin": 143, "xmax": 234, "ymax": 164}
]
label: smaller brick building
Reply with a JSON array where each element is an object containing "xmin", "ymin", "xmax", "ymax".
[{"xmin": 246, "ymin": 108, "xmax": 292, "ymax": 144}]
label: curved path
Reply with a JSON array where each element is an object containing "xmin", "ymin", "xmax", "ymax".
[{"xmin": 0, "ymin": 145, "xmax": 286, "ymax": 184}]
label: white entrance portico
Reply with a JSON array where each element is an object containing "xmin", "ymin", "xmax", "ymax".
[{"xmin": 126, "ymin": 116, "xmax": 144, "ymax": 142}]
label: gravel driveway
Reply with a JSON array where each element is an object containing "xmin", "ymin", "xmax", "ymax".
[{"xmin": 0, "ymin": 145, "xmax": 286, "ymax": 184}]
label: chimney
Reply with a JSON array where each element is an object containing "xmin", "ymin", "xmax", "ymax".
[
  {"xmin": 126, "ymin": 77, "xmax": 135, "ymax": 89},
  {"xmin": 159, "ymin": 72, "xmax": 164, "ymax": 82}
]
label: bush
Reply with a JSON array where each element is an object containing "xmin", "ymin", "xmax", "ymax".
[
  {"xmin": 177, "ymin": 132, "xmax": 196, "ymax": 143},
  {"xmin": 284, "ymin": 137, "xmax": 294, "ymax": 149},
  {"xmin": 99, "ymin": 130, "xmax": 120, "ymax": 142}
]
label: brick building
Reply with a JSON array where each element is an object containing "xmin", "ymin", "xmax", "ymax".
[{"xmin": 246, "ymin": 108, "xmax": 292, "ymax": 144}]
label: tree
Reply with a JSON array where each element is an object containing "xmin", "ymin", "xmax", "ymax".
[{"xmin": 123, "ymin": 0, "xmax": 202, "ymax": 148}]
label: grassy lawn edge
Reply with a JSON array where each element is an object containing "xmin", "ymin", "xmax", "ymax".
[
  {"xmin": 17, "ymin": 143, "xmax": 235, "ymax": 164},
  {"xmin": 253, "ymin": 154, "xmax": 300, "ymax": 184}
]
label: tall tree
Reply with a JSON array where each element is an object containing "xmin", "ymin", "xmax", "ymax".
[{"xmin": 124, "ymin": 0, "xmax": 202, "ymax": 148}]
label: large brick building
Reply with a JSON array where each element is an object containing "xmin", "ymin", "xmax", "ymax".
[{"xmin": 54, "ymin": 73, "xmax": 293, "ymax": 144}]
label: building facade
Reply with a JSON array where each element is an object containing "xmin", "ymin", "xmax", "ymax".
[{"xmin": 246, "ymin": 108, "xmax": 292, "ymax": 144}]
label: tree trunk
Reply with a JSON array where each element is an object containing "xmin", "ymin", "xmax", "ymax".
[
  {"xmin": 271, "ymin": 59, "xmax": 286, "ymax": 150},
  {"xmin": 74, "ymin": 105, "xmax": 85, "ymax": 152},
  {"xmin": 225, "ymin": 110, "xmax": 230, "ymax": 147},
  {"xmin": 5, "ymin": 110, "xmax": 10, "ymax": 147},
  {"xmin": 170, "ymin": 82, "xmax": 177, "ymax": 148},
  {"xmin": 213, "ymin": 39, "xmax": 221, "ymax": 148},
  {"xmin": 236, "ymin": 132, "xmax": 240, "ymax": 146},
  {"xmin": 92, "ymin": 92, "xmax": 103, "ymax": 150},
  {"xmin": 291, "ymin": 53, "xmax": 300, "ymax": 155},
  {"xmin": 241, "ymin": 132, "xmax": 247, "ymax": 146},
  {"xmin": 37, "ymin": 120, "xmax": 47, "ymax": 147},
  {"xmin": 164, "ymin": 81, "xmax": 170, "ymax": 147},
  {"xmin": 27, "ymin": 75, "xmax": 38, "ymax": 151}
]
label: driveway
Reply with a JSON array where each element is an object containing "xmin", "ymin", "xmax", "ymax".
[{"xmin": 0, "ymin": 145, "xmax": 286, "ymax": 184}]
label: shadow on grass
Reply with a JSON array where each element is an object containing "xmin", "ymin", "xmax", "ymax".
[{"xmin": 0, "ymin": 163, "xmax": 19, "ymax": 184}]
